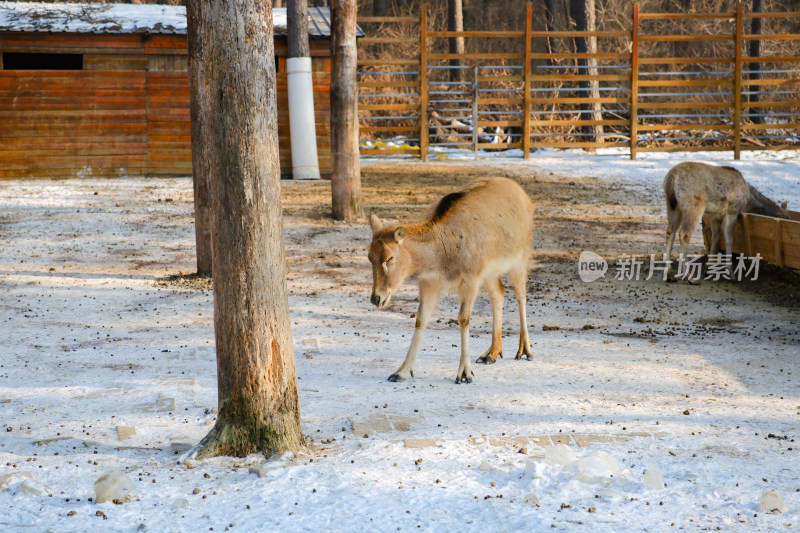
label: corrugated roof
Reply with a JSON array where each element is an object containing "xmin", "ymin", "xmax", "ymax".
[{"xmin": 0, "ymin": 3, "xmax": 363, "ymax": 37}]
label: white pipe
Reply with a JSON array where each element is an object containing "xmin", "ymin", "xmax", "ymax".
[{"xmin": 286, "ymin": 57, "xmax": 321, "ymax": 180}]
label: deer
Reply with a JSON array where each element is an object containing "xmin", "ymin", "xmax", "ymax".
[
  {"xmin": 368, "ymin": 177, "xmax": 535, "ymax": 384},
  {"xmin": 663, "ymin": 161, "xmax": 789, "ymax": 281}
]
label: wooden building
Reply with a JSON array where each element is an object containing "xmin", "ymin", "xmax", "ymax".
[{"xmin": 0, "ymin": 2, "xmax": 355, "ymax": 179}]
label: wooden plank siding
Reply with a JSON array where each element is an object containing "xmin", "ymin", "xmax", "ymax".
[{"xmin": 0, "ymin": 32, "xmax": 333, "ymax": 179}]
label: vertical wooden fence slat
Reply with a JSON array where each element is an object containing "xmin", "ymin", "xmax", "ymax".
[
  {"xmin": 734, "ymin": 0, "xmax": 743, "ymax": 160},
  {"xmin": 523, "ymin": 2, "xmax": 532, "ymax": 159},
  {"xmin": 774, "ymin": 219, "xmax": 784, "ymax": 267},
  {"xmin": 419, "ymin": 4, "xmax": 428, "ymax": 161},
  {"xmin": 472, "ymin": 66, "xmax": 479, "ymax": 157},
  {"xmin": 630, "ymin": 2, "xmax": 640, "ymax": 161}
]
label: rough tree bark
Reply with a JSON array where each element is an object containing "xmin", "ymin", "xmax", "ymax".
[
  {"xmin": 330, "ymin": 0, "xmax": 363, "ymax": 221},
  {"xmin": 545, "ymin": 0, "xmax": 564, "ymax": 56},
  {"xmin": 191, "ymin": 0, "xmax": 305, "ymax": 458},
  {"xmin": 288, "ymin": 0, "xmax": 310, "ymax": 58},
  {"xmin": 447, "ymin": 0, "xmax": 465, "ymax": 82},
  {"xmin": 749, "ymin": 0, "xmax": 764, "ymax": 124},
  {"xmin": 187, "ymin": 0, "xmax": 212, "ymax": 276}
]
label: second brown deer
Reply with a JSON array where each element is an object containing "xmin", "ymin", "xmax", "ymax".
[{"xmin": 663, "ymin": 161, "xmax": 788, "ymax": 280}]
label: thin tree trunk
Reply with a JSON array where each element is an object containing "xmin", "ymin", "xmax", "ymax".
[
  {"xmin": 288, "ymin": 0, "xmax": 310, "ymax": 58},
  {"xmin": 749, "ymin": 0, "xmax": 764, "ymax": 124},
  {"xmin": 447, "ymin": 0, "xmax": 465, "ymax": 82},
  {"xmin": 570, "ymin": 0, "xmax": 602, "ymax": 143},
  {"xmin": 330, "ymin": 0, "xmax": 363, "ymax": 221},
  {"xmin": 187, "ymin": 0, "xmax": 212, "ymax": 277},
  {"xmin": 372, "ymin": 0, "xmax": 387, "ymax": 17},
  {"xmin": 192, "ymin": 0, "xmax": 305, "ymax": 458}
]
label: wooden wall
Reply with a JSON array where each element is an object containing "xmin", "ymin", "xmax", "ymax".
[{"xmin": 0, "ymin": 32, "xmax": 332, "ymax": 179}]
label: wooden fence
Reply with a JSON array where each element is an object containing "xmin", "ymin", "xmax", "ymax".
[{"xmin": 356, "ymin": 1, "xmax": 800, "ymax": 160}]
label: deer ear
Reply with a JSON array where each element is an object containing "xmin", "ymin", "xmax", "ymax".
[
  {"xmin": 369, "ymin": 213, "xmax": 383, "ymax": 233},
  {"xmin": 393, "ymin": 227, "xmax": 406, "ymax": 243}
]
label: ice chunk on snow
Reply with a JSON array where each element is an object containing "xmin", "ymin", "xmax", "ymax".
[
  {"xmin": 523, "ymin": 492, "xmax": 541, "ymax": 506},
  {"xmin": 544, "ymin": 444, "xmax": 578, "ymax": 466},
  {"xmin": 18, "ymin": 479, "xmax": 51, "ymax": 497},
  {"xmin": 523, "ymin": 460, "xmax": 547, "ymax": 479},
  {"xmin": 302, "ymin": 338, "xmax": 321, "ymax": 353},
  {"xmin": 94, "ymin": 470, "xmax": 135, "ymax": 504},
  {"xmin": 575, "ymin": 450, "xmax": 631, "ymax": 483},
  {"xmin": 759, "ymin": 490, "xmax": 787, "ymax": 514},
  {"xmin": 478, "ymin": 461, "xmax": 494, "ymax": 471},
  {"xmin": 642, "ymin": 466, "xmax": 665, "ymax": 490}
]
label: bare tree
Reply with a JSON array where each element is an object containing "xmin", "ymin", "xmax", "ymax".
[
  {"xmin": 447, "ymin": 0, "xmax": 465, "ymax": 82},
  {"xmin": 190, "ymin": 0, "xmax": 305, "ymax": 458},
  {"xmin": 186, "ymin": 0, "xmax": 212, "ymax": 276},
  {"xmin": 570, "ymin": 0, "xmax": 603, "ymax": 143},
  {"xmin": 288, "ymin": 0, "xmax": 321, "ymax": 179},
  {"xmin": 330, "ymin": 0, "xmax": 363, "ymax": 221}
]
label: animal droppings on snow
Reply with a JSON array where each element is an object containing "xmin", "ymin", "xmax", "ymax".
[
  {"xmin": 94, "ymin": 470, "xmax": 136, "ymax": 504},
  {"xmin": 116, "ymin": 425, "xmax": 136, "ymax": 441},
  {"xmin": 523, "ymin": 492, "xmax": 541, "ymax": 506},
  {"xmin": 642, "ymin": 466, "xmax": 665, "ymax": 490},
  {"xmin": 759, "ymin": 490, "xmax": 787, "ymax": 514},
  {"xmin": 544, "ymin": 444, "xmax": 578, "ymax": 466}
]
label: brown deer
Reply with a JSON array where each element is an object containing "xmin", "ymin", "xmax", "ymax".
[
  {"xmin": 368, "ymin": 177, "xmax": 534, "ymax": 383},
  {"xmin": 663, "ymin": 161, "xmax": 789, "ymax": 280}
]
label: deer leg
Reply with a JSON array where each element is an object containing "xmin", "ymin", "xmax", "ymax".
[
  {"xmin": 678, "ymin": 205, "xmax": 704, "ymax": 285},
  {"xmin": 665, "ymin": 208, "xmax": 681, "ymax": 281},
  {"xmin": 707, "ymin": 217, "xmax": 721, "ymax": 256},
  {"xmin": 722, "ymin": 214, "xmax": 738, "ymax": 278},
  {"xmin": 455, "ymin": 282, "xmax": 480, "ymax": 384},
  {"xmin": 388, "ymin": 280, "xmax": 441, "ymax": 382},
  {"xmin": 508, "ymin": 262, "xmax": 533, "ymax": 360},
  {"xmin": 476, "ymin": 277, "xmax": 504, "ymax": 364}
]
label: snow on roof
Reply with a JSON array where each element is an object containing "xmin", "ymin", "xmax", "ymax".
[{"xmin": 0, "ymin": 2, "xmax": 360, "ymax": 37}]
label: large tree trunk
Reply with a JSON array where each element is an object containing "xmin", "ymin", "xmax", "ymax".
[
  {"xmin": 545, "ymin": 0, "xmax": 564, "ymax": 56},
  {"xmin": 749, "ymin": 0, "xmax": 764, "ymax": 124},
  {"xmin": 570, "ymin": 0, "xmax": 603, "ymax": 143},
  {"xmin": 187, "ymin": 0, "xmax": 212, "ymax": 276},
  {"xmin": 191, "ymin": 0, "xmax": 305, "ymax": 458},
  {"xmin": 330, "ymin": 0, "xmax": 363, "ymax": 221},
  {"xmin": 447, "ymin": 0, "xmax": 465, "ymax": 82}
]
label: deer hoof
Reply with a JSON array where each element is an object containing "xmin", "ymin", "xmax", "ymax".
[
  {"xmin": 475, "ymin": 355, "xmax": 496, "ymax": 365},
  {"xmin": 514, "ymin": 351, "xmax": 533, "ymax": 361},
  {"xmin": 388, "ymin": 373, "xmax": 406, "ymax": 382}
]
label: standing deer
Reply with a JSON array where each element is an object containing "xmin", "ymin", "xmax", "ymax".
[
  {"xmin": 368, "ymin": 177, "xmax": 534, "ymax": 383},
  {"xmin": 663, "ymin": 161, "xmax": 789, "ymax": 280}
]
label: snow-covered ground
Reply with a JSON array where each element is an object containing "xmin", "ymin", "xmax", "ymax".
[{"xmin": 1, "ymin": 150, "xmax": 798, "ymax": 532}]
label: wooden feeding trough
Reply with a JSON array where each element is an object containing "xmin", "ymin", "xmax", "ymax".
[{"xmin": 702, "ymin": 210, "xmax": 800, "ymax": 270}]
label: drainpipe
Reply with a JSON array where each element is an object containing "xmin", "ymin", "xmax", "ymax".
[{"xmin": 287, "ymin": 0, "xmax": 321, "ymax": 179}]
